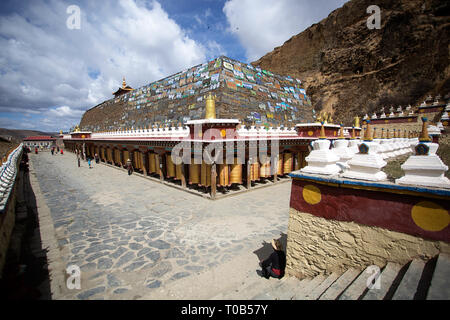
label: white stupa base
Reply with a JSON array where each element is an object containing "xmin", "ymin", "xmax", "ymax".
[
  {"xmin": 301, "ymin": 163, "xmax": 341, "ymax": 175},
  {"xmin": 396, "ymin": 155, "xmax": 450, "ymax": 189},
  {"xmin": 341, "ymin": 152, "xmax": 387, "ymax": 181}
]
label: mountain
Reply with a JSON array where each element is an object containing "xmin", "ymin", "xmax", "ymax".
[{"xmin": 252, "ymin": 0, "xmax": 450, "ymax": 125}]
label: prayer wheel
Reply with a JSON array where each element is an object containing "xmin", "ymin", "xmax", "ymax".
[
  {"xmin": 200, "ymin": 162, "xmax": 211, "ymax": 187},
  {"xmin": 277, "ymin": 155, "xmax": 283, "ymax": 175},
  {"xmin": 189, "ymin": 163, "xmax": 200, "ymax": 184},
  {"xmin": 133, "ymin": 151, "xmax": 143, "ymax": 170},
  {"xmin": 283, "ymin": 153, "xmax": 293, "ymax": 174},
  {"xmin": 175, "ymin": 164, "xmax": 183, "ymax": 180},
  {"xmin": 166, "ymin": 153, "xmax": 176, "ymax": 178},
  {"xmin": 260, "ymin": 157, "xmax": 271, "ymax": 178},
  {"xmin": 251, "ymin": 159, "xmax": 260, "ymax": 181},
  {"xmin": 114, "ymin": 149, "xmax": 121, "ymax": 165},
  {"xmin": 229, "ymin": 158, "xmax": 242, "ymax": 184},
  {"xmin": 148, "ymin": 153, "xmax": 157, "ymax": 173},
  {"xmin": 218, "ymin": 164, "xmax": 230, "ymax": 187},
  {"xmin": 107, "ymin": 148, "xmax": 113, "ymax": 163}
]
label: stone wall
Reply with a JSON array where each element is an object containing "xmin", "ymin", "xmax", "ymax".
[
  {"xmin": 286, "ymin": 207, "xmax": 450, "ymax": 278},
  {"xmin": 0, "ymin": 183, "xmax": 17, "ymax": 275}
]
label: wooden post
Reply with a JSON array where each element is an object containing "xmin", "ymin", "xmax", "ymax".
[
  {"xmin": 157, "ymin": 154, "xmax": 164, "ymax": 181},
  {"xmin": 211, "ymin": 163, "xmax": 217, "ymax": 199},
  {"xmin": 273, "ymin": 155, "xmax": 278, "ymax": 183},
  {"xmin": 247, "ymin": 158, "xmax": 252, "ymax": 189}
]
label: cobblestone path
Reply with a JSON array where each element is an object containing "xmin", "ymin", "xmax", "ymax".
[{"xmin": 30, "ymin": 151, "xmax": 290, "ymax": 299}]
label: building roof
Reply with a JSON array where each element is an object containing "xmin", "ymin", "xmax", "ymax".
[
  {"xmin": 23, "ymin": 136, "xmax": 56, "ymax": 141},
  {"xmin": 80, "ymin": 56, "xmax": 314, "ymax": 132}
]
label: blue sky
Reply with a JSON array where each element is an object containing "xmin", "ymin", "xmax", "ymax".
[{"xmin": 0, "ymin": 0, "xmax": 347, "ymax": 132}]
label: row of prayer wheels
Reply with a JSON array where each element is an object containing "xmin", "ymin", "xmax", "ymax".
[{"xmin": 83, "ymin": 145, "xmax": 307, "ymax": 188}]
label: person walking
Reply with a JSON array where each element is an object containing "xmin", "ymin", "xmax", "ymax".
[
  {"xmin": 95, "ymin": 153, "xmax": 99, "ymax": 164},
  {"xmin": 88, "ymin": 157, "xmax": 92, "ymax": 169},
  {"xmin": 258, "ymin": 239, "xmax": 286, "ymax": 279},
  {"xmin": 77, "ymin": 154, "xmax": 81, "ymax": 167},
  {"xmin": 51, "ymin": 147, "xmax": 54, "ymax": 156},
  {"xmin": 126, "ymin": 158, "xmax": 133, "ymax": 175}
]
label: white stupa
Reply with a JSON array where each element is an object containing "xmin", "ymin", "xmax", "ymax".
[
  {"xmin": 341, "ymin": 121, "xmax": 387, "ymax": 181},
  {"xmin": 396, "ymin": 118, "xmax": 450, "ymax": 188},
  {"xmin": 301, "ymin": 123, "xmax": 341, "ymax": 175}
]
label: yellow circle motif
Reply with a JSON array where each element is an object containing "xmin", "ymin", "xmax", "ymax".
[
  {"xmin": 443, "ymin": 121, "xmax": 448, "ymax": 126},
  {"xmin": 411, "ymin": 201, "xmax": 449, "ymax": 232},
  {"xmin": 220, "ymin": 129, "xmax": 227, "ymax": 138},
  {"xmin": 308, "ymin": 131, "xmax": 314, "ymax": 136},
  {"xmin": 303, "ymin": 185, "xmax": 321, "ymax": 205},
  {"xmin": 81, "ymin": 135, "xmax": 85, "ymax": 139},
  {"xmin": 385, "ymin": 120, "xmax": 389, "ymax": 123}
]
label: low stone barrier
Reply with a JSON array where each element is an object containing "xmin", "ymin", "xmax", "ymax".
[{"xmin": 0, "ymin": 144, "xmax": 24, "ymax": 275}]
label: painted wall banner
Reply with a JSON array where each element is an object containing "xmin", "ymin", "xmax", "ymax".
[{"xmin": 289, "ymin": 177, "xmax": 450, "ymax": 243}]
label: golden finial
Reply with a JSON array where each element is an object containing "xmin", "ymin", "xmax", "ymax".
[
  {"xmin": 419, "ymin": 117, "xmax": 432, "ymax": 142},
  {"xmin": 373, "ymin": 127, "xmax": 378, "ymax": 139},
  {"xmin": 351, "ymin": 126, "xmax": 356, "ymax": 140},
  {"xmin": 122, "ymin": 77, "xmax": 127, "ymax": 89},
  {"xmin": 319, "ymin": 122, "xmax": 327, "ymax": 139},
  {"xmin": 381, "ymin": 128, "xmax": 385, "ymax": 139},
  {"xmin": 205, "ymin": 92, "xmax": 217, "ymax": 119},
  {"xmin": 364, "ymin": 121, "xmax": 373, "ymax": 141},
  {"xmin": 354, "ymin": 116, "xmax": 360, "ymax": 128},
  {"xmin": 339, "ymin": 124, "xmax": 345, "ymax": 139}
]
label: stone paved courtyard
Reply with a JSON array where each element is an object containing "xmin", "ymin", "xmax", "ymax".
[{"xmin": 29, "ymin": 151, "xmax": 291, "ymax": 299}]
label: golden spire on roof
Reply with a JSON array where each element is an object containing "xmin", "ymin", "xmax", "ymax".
[
  {"xmin": 419, "ymin": 117, "xmax": 432, "ymax": 142},
  {"xmin": 122, "ymin": 77, "xmax": 127, "ymax": 89}
]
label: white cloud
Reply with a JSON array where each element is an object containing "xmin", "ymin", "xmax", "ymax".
[
  {"xmin": 223, "ymin": 0, "xmax": 347, "ymax": 61},
  {"xmin": 0, "ymin": 0, "xmax": 208, "ymax": 131}
]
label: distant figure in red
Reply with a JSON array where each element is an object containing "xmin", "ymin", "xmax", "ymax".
[
  {"xmin": 35, "ymin": 147, "xmax": 38, "ymax": 154},
  {"xmin": 60, "ymin": 149, "xmax": 64, "ymax": 155}
]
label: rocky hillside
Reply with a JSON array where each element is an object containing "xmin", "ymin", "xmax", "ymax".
[{"xmin": 252, "ymin": 0, "xmax": 450, "ymax": 125}]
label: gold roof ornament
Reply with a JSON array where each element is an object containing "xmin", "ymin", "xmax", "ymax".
[
  {"xmin": 205, "ymin": 92, "xmax": 217, "ymax": 119},
  {"xmin": 419, "ymin": 117, "xmax": 432, "ymax": 142},
  {"xmin": 122, "ymin": 77, "xmax": 127, "ymax": 89},
  {"xmin": 354, "ymin": 116, "xmax": 360, "ymax": 128},
  {"xmin": 373, "ymin": 127, "xmax": 378, "ymax": 139},
  {"xmin": 363, "ymin": 121, "xmax": 373, "ymax": 141},
  {"xmin": 319, "ymin": 121, "xmax": 327, "ymax": 139},
  {"xmin": 351, "ymin": 126, "xmax": 356, "ymax": 140},
  {"xmin": 339, "ymin": 124, "xmax": 345, "ymax": 139}
]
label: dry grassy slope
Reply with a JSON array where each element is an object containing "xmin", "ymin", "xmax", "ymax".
[{"xmin": 253, "ymin": 0, "xmax": 450, "ymax": 125}]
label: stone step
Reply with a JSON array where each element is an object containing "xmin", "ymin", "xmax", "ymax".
[
  {"xmin": 427, "ymin": 253, "xmax": 450, "ymax": 300},
  {"xmin": 392, "ymin": 259, "xmax": 426, "ymax": 300},
  {"xmin": 319, "ymin": 268, "xmax": 360, "ymax": 300},
  {"xmin": 305, "ymin": 272, "xmax": 340, "ymax": 300},
  {"xmin": 338, "ymin": 266, "xmax": 376, "ymax": 300},
  {"xmin": 272, "ymin": 277, "xmax": 310, "ymax": 300},
  {"xmin": 292, "ymin": 274, "xmax": 326, "ymax": 300},
  {"xmin": 363, "ymin": 262, "xmax": 403, "ymax": 300},
  {"xmin": 251, "ymin": 280, "xmax": 289, "ymax": 300}
]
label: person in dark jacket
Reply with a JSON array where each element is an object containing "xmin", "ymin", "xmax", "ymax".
[
  {"xmin": 259, "ymin": 239, "xmax": 286, "ymax": 279},
  {"xmin": 126, "ymin": 158, "xmax": 133, "ymax": 175}
]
